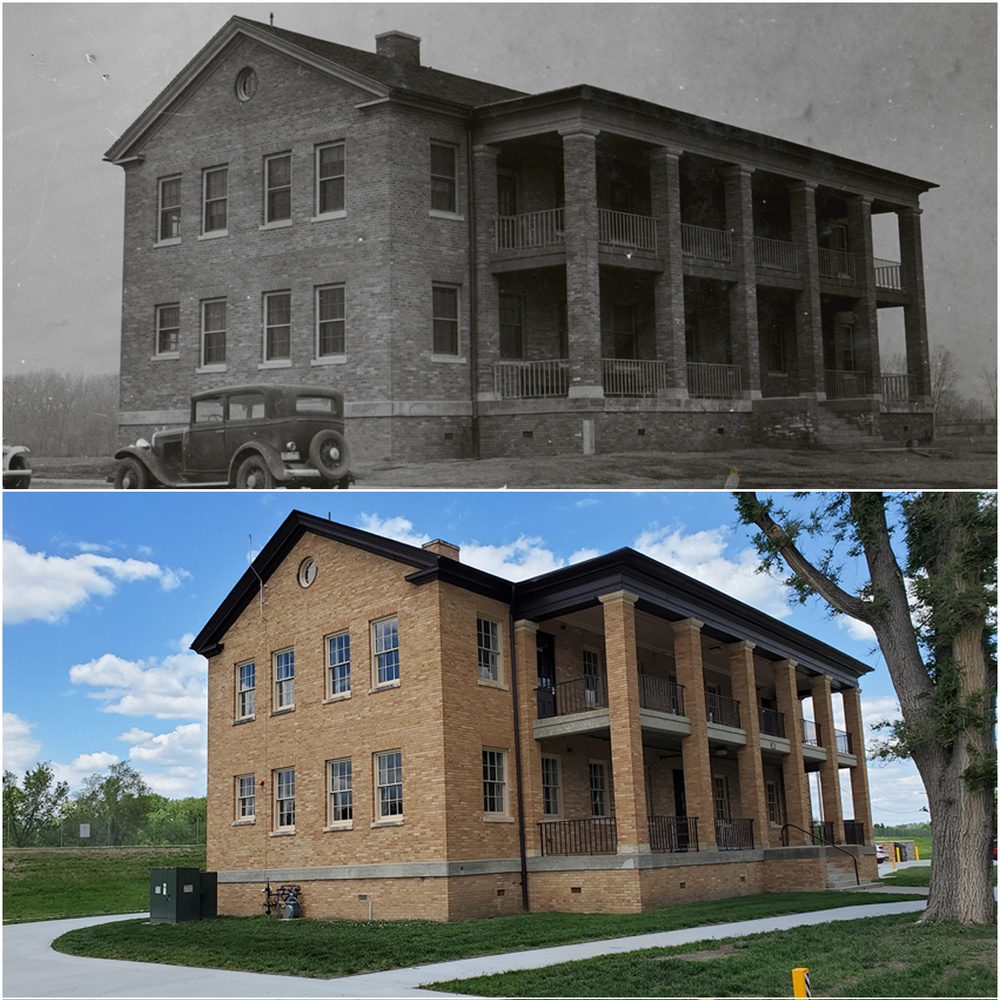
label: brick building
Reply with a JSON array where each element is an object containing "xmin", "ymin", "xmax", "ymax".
[
  {"xmin": 193, "ymin": 511, "xmax": 879, "ymax": 921},
  {"xmin": 106, "ymin": 16, "xmax": 936, "ymax": 464}
]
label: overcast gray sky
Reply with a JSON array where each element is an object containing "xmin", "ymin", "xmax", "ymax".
[{"xmin": 3, "ymin": 3, "xmax": 996, "ymax": 399}]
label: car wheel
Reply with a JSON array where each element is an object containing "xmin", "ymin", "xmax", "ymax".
[
  {"xmin": 114, "ymin": 457, "xmax": 149, "ymax": 490},
  {"xmin": 3, "ymin": 455, "xmax": 30, "ymax": 489},
  {"xmin": 309, "ymin": 430, "xmax": 351, "ymax": 479},
  {"xmin": 236, "ymin": 454, "xmax": 275, "ymax": 489}
]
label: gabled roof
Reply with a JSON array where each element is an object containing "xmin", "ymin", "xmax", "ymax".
[
  {"xmin": 105, "ymin": 16, "xmax": 524, "ymax": 163},
  {"xmin": 191, "ymin": 510, "xmax": 872, "ymax": 689}
]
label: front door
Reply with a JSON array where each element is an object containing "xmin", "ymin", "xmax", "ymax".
[
  {"xmin": 185, "ymin": 395, "xmax": 227, "ymax": 475},
  {"xmin": 536, "ymin": 631, "xmax": 556, "ymax": 718}
]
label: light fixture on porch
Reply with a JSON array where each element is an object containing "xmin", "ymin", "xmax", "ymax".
[{"xmin": 713, "ymin": 747, "xmax": 729, "ymax": 757}]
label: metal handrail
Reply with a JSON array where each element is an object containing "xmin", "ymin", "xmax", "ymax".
[{"xmin": 779, "ymin": 821, "xmax": 860, "ymax": 886}]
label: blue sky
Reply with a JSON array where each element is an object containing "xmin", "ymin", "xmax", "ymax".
[{"xmin": 3, "ymin": 490, "xmax": 929, "ymax": 824}]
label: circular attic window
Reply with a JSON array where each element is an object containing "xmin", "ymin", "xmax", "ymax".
[
  {"xmin": 297, "ymin": 557, "xmax": 318, "ymax": 589},
  {"xmin": 235, "ymin": 67, "xmax": 258, "ymax": 102}
]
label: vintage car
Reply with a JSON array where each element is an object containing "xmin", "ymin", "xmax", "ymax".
[
  {"xmin": 113, "ymin": 384, "xmax": 351, "ymax": 489},
  {"xmin": 3, "ymin": 444, "xmax": 33, "ymax": 489}
]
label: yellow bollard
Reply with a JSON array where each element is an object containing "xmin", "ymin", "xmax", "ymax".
[
  {"xmin": 914, "ymin": 844, "xmax": 920, "ymax": 861},
  {"xmin": 792, "ymin": 967, "xmax": 811, "ymax": 998}
]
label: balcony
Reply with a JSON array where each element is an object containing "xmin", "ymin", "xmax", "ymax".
[
  {"xmin": 834, "ymin": 728, "xmax": 853, "ymax": 754},
  {"xmin": 538, "ymin": 817, "xmax": 616, "ymax": 856},
  {"xmin": 755, "ymin": 236, "xmax": 799, "ymax": 274},
  {"xmin": 495, "ymin": 208, "xmax": 564, "ymax": 251},
  {"xmin": 494, "ymin": 359, "xmax": 569, "ymax": 399},
  {"xmin": 880, "ymin": 372, "xmax": 917, "ymax": 403},
  {"xmin": 687, "ymin": 362, "xmax": 743, "ymax": 399},
  {"xmin": 682, "ymin": 223, "xmax": 732, "ymax": 263},
  {"xmin": 819, "ymin": 248, "xmax": 857, "ymax": 281},
  {"xmin": 602, "ymin": 358, "xmax": 670, "ymax": 397},
  {"xmin": 874, "ymin": 258, "xmax": 903, "ymax": 291},
  {"xmin": 715, "ymin": 817, "xmax": 755, "ymax": 850},
  {"xmin": 536, "ymin": 672, "xmax": 685, "ymax": 720},
  {"xmin": 599, "ymin": 209, "xmax": 657, "ymax": 252},
  {"xmin": 802, "ymin": 718, "xmax": 822, "ymax": 746},
  {"xmin": 824, "ymin": 369, "xmax": 869, "ymax": 399},
  {"xmin": 759, "ymin": 706, "xmax": 786, "ymax": 738},
  {"xmin": 649, "ymin": 815, "xmax": 699, "ymax": 853},
  {"xmin": 706, "ymin": 691, "xmax": 741, "ymax": 729},
  {"xmin": 639, "ymin": 674, "xmax": 685, "ymax": 716}
]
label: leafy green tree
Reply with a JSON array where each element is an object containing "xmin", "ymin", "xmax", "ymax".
[
  {"xmin": 735, "ymin": 491, "xmax": 996, "ymax": 925},
  {"xmin": 74, "ymin": 761, "xmax": 154, "ymax": 846},
  {"xmin": 139, "ymin": 795, "xmax": 206, "ymax": 844},
  {"xmin": 2, "ymin": 762, "xmax": 70, "ymax": 847}
]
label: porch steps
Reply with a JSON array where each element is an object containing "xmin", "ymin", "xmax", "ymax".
[
  {"xmin": 826, "ymin": 861, "xmax": 865, "ymax": 890},
  {"xmin": 816, "ymin": 408, "xmax": 877, "ymax": 449}
]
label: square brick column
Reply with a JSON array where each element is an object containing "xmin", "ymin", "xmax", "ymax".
[
  {"xmin": 723, "ymin": 166, "xmax": 761, "ymax": 398},
  {"xmin": 599, "ymin": 591, "xmax": 649, "ymax": 855},
  {"xmin": 898, "ymin": 207, "xmax": 932, "ymax": 400},
  {"xmin": 650, "ymin": 147, "xmax": 688, "ymax": 398},
  {"xmin": 840, "ymin": 686, "xmax": 874, "ymax": 843},
  {"xmin": 847, "ymin": 195, "xmax": 882, "ymax": 395},
  {"xmin": 810, "ymin": 674, "xmax": 845, "ymax": 841},
  {"xmin": 790, "ymin": 181, "xmax": 825, "ymax": 397},
  {"xmin": 672, "ymin": 618, "xmax": 716, "ymax": 850},
  {"xmin": 773, "ymin": 659, "xmax": 813, "ymax": 842},
  {"xmin": 727, "ymin": 640, "xmax": 769, "ymax": 848},
  {"xmin": 560, "ymin": 127, "xmax": 604, "ymax": 398},
  {"xmin": 514, "ymin": 619, "xmax": 544, "ymax": 856},
  {"xmin": 473, "ymin": 145, "xmax": 502, "ymax": 402}
]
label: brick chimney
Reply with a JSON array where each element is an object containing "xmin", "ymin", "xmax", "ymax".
[
  {"xmin": 376, "ymin": 30, "xmax": 421, "ymax": 65},
  {"xmin": 422, "ymin": 539, "xmax": 460, "ymax": 561}
]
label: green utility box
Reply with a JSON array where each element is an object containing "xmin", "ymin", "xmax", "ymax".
[{"xmin": 149, "ymin": 867, "xmax": 217, "ymax": 924}]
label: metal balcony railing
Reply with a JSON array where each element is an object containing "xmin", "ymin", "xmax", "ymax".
[
  {"xmin": 599, "ymin": 209, "xmax": 657, "ymax": 252},
  {"xmin": 843, "ymin": 819, "xmax": 866, "ymax": 845},
  {"xmin": 880, "ymin": 372, "xmax": 917, "ymax": 403},
  {"xmin": 539, "ymin": 817, "xmax": 617, "ymax": 856},
  {"xmin": 819, "ymin": 248, "xmax": 857, "ymax": 281},
  {"xmin": 602, "ymin": 358, "xmax": 670, "ymax": 397},
  {"xmin": 639, "ymin": 673, "xmax": 685, "ymax": 716},
  {"xmin": 715, "ymin": 817, "xmax": 754, "ymax": 850},
  {"xmin": 755, "ymin": 236, "xmax": 799, "ymax": 273},
  {"xmin": 874, "ymin": 258, "xmax": 903, "ymax": 291},
  {"xmin": 536, "ymin": 674, "xmax": 608, "ymax": 719},
  {"xmin": 649, "ymin": 815, "xmax": 699, "ymax": 853},
  {"xmin": 802, "ymin": 718, "xmax": 821, "ymax": 746},
  {"xmin": 824, "ymin": 369, "xmax": 869, "ymax": 399},
  {"xmin": 759, "ymin": 706, "xmax": 786, "ymax": 738},
  {"xmin": 706, "ymin": 691, "xmax": 741, "ymax": 728},
  {"xmin": 494, "ymin": 208, "xmax": 565, "ymax": 251},
  {"xmin": 681, "ymin": 223, "xmax": 732, "ymax": 263},
  {"xmin": 834, "ymin": 728, "xmax": 853, "ymax": 754},
  {"xmin": 494, "ymin": 359, "xmax": 569, "ymax": 399},
  {"xmin": 687, "ymin": 362, "xmax": 743, "ymax": 399}
]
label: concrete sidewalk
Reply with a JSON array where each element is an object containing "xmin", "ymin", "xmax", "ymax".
[{"xmin": 3, "ymin": 899, "xmax": 927, "ymax": 999}]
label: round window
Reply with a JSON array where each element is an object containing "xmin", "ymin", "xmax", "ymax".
[
  {"xmin": 297, "ymin": 557, "xmax": 317, "ymax": 589},
  {"xmin": 235, "ymin": 67, "xmax": 258, "ymax": 102}
]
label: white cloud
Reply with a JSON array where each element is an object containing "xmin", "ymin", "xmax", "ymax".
[
  {"xmin": 125, "ymin": 722, "xmax": 205, "ymax": 768},
  {"xmin": 68, "ymin": 645, "xmax": 207, "ymax": 720},
  {"xmin": 632, "ymin": 524, "xmax": 792, "ymax": 618},
  {"xmin": 52, "ymin": 751, "xmax": 121, "ymax": 790},
  {"xmin": 2, "ymin": 539, "xmax": 189, "ymax": 624},
  {"xmin": 357, "ymin": 513, "xmax": 431, "ymax": 549},
  {"xmin": 461, "ymin": 536, "xmax": 565, "ymax": 581},
  {"xmin": 2, "ymin": 712, "xmax": 42, "ymax": 774},
  {"xmin": 569, "ymin": 547, "xmax": 602, "ymax": 564}
]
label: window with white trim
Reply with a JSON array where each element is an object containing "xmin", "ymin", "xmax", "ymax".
[
  {"xmin": 202, "ymin": 166, "xmax": 228, "ymax": 233},
  {"xmin": 316, "ymin": 285, "xmax": 346, "ymax": 357},
  {"xmin": 582, "ymin": 649, "xmax": 602, "ymax": 708},
  {"xmin": 432, "ymin": 284, "xmax": 459, "ymax": 356},
  {"xmin": 236, "ymin": 774, "xmax": 255, "ymax": 820},
  {"xmin": 263, "ymin": 291, "xmax": 291, "ymax": 361},
  {"xmin": 274, "ymin": 767, "xmax": 295, "ymax": 829},
  {"xmin": 766, "ymin": 780, "xmax": 782, "ymax": 825},
  {"xmin": 375, "ymin": 750, "xmax": 403, "ymax": 821},
  {"xmin": 328, "ymin": 758, "xmax": 353, "ymax": 825},
  {"xmin": 482, "ymin": 748, "xmax": 508, "ymax": 815},
  {"xmin": 430, "ymin": 141, "xmax": 457, "ymax": 213},
  {"xmin": 158, "ymin": 176, "xmax": 181, "ymax": 241},
  {"xmin": 372, "ymin": 617, "xmax": 399, "ymax": 687},
  {"xmin": 327, "ymin": 631, "xmax": 351, "ymax": 697},
  {"xmin": 477, "ymin": 617, "xmax": 501, "ymax": 683},
  {"xmin": 200, "ymin": 298, "xmax": 226, "ymax": 366},
  {"xmin": 273, "ymin": 649, "xmax": 295, "ymax": 710},
  {"xmin": 264, "ymin": 153, "xmax": 291, "ymax": 223},
  {"xmin": 316, "ymin": 142, "xmax": 345, "ymax": 215},
  {"xmin": 713, "ymin": 774, "xmax": 731, "ymax": 821},
  {"xmin": 155, "ymin": 304, "xmax": 179, "ymax": 356},
  {"xmin": 236, "ymin": 661, "xmax": 255, "ymax": 719},
  {"xmin": 589, "ymin": 761, "xmax": 609, "ymax": 817},
  {"xmin": 541, "ymin": 756, "xmax": 561, "ymax": 817}
]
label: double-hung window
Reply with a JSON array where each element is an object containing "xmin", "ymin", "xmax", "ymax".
[
  {"xmin": 236, "ymin": 774, "xmax": 256, "ymax": 819},
  {"xmin": 372, "ymin": 617, "xmax": 399, "ymax": 687},
  {"xmin": 375, "ymin": 750, "xmax": 403, "ymax": 821},
  {"xmin": 316, "ymin": 142, "xmax": 345, "ymax": 215},
  {"xmin": 201, "ymin": 299, "xmax": 226, "ymax": 366},
  {"xmin": 430, "ymin": 142, "xmax": 457, "ymax": 213},
  {"xmin": 274, "ymin": 767, "xmax": 295, "ymax": 830},
  {"xmin": 274, "ymin": 649, "xmax": 295, "ymax": 710},
  {"xmin": 327, "ymin": 631, "xmax": 351, "ymax": 697},
  {"xmin": 263, "ymin": 291, "xmax": 291, "ymax": 362},
  {"xmin": 432, "ymin": 284, "xmax": 459, "ymax": 356},
  {"xmin": 582, "ymin": 649, "xmax": 601, "ymax": 708},
  {"xmin": 482, "ymin": 748, "xmax": 508, "ymax": 816},
  {"xmin": 477, "ymin": 617, "xmax": 501, "ymax": 683},
  {"xmin": 202, "ymin": 166, "xmax": 228, "ymax": 234},
  {"xmin": 155, "ymin": 304, "xmax": 179, "ymax": 356},
  {"xmin": 316, "ymin": 285, "xmax": 346, "ymax": 357},
  {"xmin": 541, "ymin": 756, "xmax": 561, "ymax": 817},
  {"xmin": 158, "ymin": 176, "xmax": 181, "ymax": 242},
  {"xmin": 499, "ymin": 292, "xmax": 524, "ymax": 359},
  {"xmin": 264, "ymin": 153, "xmax": 291, "ymax": 224},
  {"xmin": 328, "ymin": 758, "xmax": 353, "ymax": 825},
  {"xmin": 589, "ymin": 761, "xmax": 609, "ymax": 817},
  {"xmin": 236, "ymin": 661, "xmax": 256, "ymax": 719}
]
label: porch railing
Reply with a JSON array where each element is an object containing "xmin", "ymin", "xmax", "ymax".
[
  {"xmin": 639, "ymin": 673, "xmax": 685, "ymax": 716},
  {"xmin": 824, "ymin": 369, "xmax": 869, "ymax": 399},
  {"xmin": 706, "ymin": 691, "xmax": 741, "ymax": 729},
  {"xmin": 682, "ymin": 223, "xmax": 732, "ymax": 263},
  {"xmin": 494, "ymin": 208, "xmax": 565, "ymax": 251},
  {"xmin": 819, "ymin": 248, "xmax": 857, "ymax": 280},
  {"xmin": 874, "ymin": 258, "xmax": 903, "ymax": 291},
  {"xmin": 715, "ymin": 817, "xmax": 754, "ymax": 850},
  {"xmin": 843, "ymin": 819, "xmax": 866, "ymax": 845},
  {"xmin": 687, "ymin": 362, "xmax": 743, "ymax": 399},
  {"xmin": 834, "ymin": 728, "xmax": 853, "ymax": 754},
  {"xmin": 494, "ymin": 359, "xmax": 569, "ymax": 399},
  {"xmin": 802, "ymin": 718, "xmax": 821, "ymax": 746},
  {"xmin": 880, "ymin": 372, "xmax": 917, "ymax": 403},
  {"xmin": 539, "ymin": 817, "xmax": 617, "ymax": 856},
  {"xmin": 759, "ymin": 706, "xmax": 786, "ymax": 738},
  {"xmin": 755, "ymin": 236, "xmax": 799, "ymax": 273},
  {"xmin": 536, "ymin": 674, "xmax": 609, "ymax": 719},
  {"xmin": 602, "ymin": 358, "xmax": 670, "ymax": 397},
  {"xmin": 812, "ymin": 820, "xmax": 835, "ymax": 845},
  {"xmin": 599, "ymin": 209, "xmax": 657, "ymax": 252},
  {"xmin": 649, "ymin": 815, "xmax": 699, "ymax": 853}
]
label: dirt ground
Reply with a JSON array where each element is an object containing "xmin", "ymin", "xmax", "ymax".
[{"xmin": 25, "ymin": 437, "xmax": 997, "ymax": 490}]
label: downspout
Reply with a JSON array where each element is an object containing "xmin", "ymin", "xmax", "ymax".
[
  {"xmin": 508, "ymin": 590, "xmax": 530, "ymax": 913},
  {"xmin": 466, "ymin": 124, "xmax": 481, "ymax": 458}
]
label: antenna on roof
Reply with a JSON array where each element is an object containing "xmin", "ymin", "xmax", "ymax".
[
  {"xmin": 269, "ymin": 12, "xmax": 274, "ymax": 26},
  {"xmin": 248, "ymin": 535, "xmax": 266, "ymax": 619}
]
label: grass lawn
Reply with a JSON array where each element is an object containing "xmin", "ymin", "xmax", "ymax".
[
  {"xmin": 3, "ymin": 847, "xmax": 206, "ymax": 923},
  {"xmin": 52, "ymin": 891, "xmax": 925, "ymax": 979},
  {"xmin": 430, "ymin": 912, "xmax": 997, "ymax": 998}
]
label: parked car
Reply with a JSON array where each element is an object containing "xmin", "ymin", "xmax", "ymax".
[
  {"xmin": 114, "ymin": 384, "xmax": 351, "ymax": 489},
  {"xmin": 875, "ymin": 843, "xmax": 888, "ymax": 864},
  {"xmin": 3, "ymin": 444, "xmax": 32, "ymax": 489}
]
